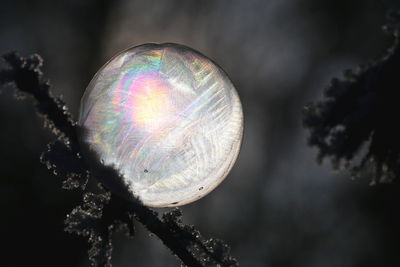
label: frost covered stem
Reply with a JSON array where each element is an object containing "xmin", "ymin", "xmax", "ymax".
[
  {"xmin": 1, "ymin": 52, "xmax": 79, "ymax": 151},
  {"xmin": 0, "ymin": 52, "xmax": 237, "ymax": 267}
]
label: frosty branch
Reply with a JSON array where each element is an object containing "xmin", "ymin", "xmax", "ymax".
[{"xmin": 0, "ymin": 52, "xmax": 237, "ymax": 267}]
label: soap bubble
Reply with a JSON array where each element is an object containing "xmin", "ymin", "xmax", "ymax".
[{"xmin": 79, "ymin": 43, "xmax": 243, "ymax": 207}]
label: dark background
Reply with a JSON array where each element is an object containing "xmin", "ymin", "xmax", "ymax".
[{"xmin": 1, "ymin": 0, "xmax": 400, "ymax": 266}]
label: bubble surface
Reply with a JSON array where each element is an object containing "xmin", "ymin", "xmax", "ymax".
[{"xmin": 79, "ymin": 43, "xmax": 243, "ymax": 207}]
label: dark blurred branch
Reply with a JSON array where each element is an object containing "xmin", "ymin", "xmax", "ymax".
[
  {"xmin": 303, "ymin": 10, "xmax": 400, "ymax": 184},
  {"xmin": 0, "ymin": 52, "xmax": 237, "ymax": 267}
]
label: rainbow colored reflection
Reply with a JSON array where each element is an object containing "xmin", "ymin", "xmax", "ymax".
[{"xmin": 79, "ymin": 43, "xmax": 243, "ymax": 207}]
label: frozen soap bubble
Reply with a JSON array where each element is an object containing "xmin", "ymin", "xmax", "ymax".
[{"xmin": 78, "ymin": 43, "xmax": 243, "ymax": 207}]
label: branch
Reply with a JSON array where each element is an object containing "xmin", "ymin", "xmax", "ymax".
[
  {"xmin": 0, "ymin": 52, "xmax": 237, "ymax": 267},
  {"xmin": 303, "ymin": 10, "xmax": 400, "ymax": 184}
]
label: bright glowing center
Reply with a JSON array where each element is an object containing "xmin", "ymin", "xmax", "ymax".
[{"xmin": 130, "ymin": 76, "xmax": 174, "ymax": 131}]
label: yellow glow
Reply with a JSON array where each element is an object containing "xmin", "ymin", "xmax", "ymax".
[{"xmin": 133, "ymin": 81, "xmax": 173, "ymax": 130}]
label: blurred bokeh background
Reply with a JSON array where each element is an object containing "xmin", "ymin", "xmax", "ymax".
[{"xmin": 2, "ymin": 0, "xmax": 400, "ymax": 266}]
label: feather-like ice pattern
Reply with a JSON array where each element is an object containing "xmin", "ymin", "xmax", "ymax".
[{"xmin": 79, "ymin": 43, "xmax": 243, "ymax": 207}]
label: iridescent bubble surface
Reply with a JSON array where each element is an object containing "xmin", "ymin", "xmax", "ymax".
[{"xmin": 79, "ymin": 43, "xmax": 243, "ymax": 207}]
